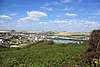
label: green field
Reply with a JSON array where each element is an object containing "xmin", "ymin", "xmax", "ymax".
[{"xmin": 0, "ymin": 41, "xmax": 88, "ymax": 67}]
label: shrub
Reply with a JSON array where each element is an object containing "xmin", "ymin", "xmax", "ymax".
[{"xmin": 85, "ymin": 30, "xmax": 100, "ymax": 66}]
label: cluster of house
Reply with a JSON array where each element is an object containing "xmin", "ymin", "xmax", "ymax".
[
  {"xmin": 0, "ymin": 30, "xmax": 90, "ymax": 47},
  {"xmin": 0, "ymin": 31, "xmax": 47, "ymax": 47}
]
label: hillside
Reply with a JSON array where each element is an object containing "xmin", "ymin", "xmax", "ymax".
[
  {"xmin": 0, "ymin": 41, "xmax": 88, "ymax": 67},
  {"xmin": 54, "ymin": 32, "xmax": 90, "ymax": 36}
]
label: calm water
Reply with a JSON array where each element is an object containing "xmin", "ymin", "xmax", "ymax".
[{"xmin": 50, "ymin": 39, "xmax": 84, "ymax": 43}]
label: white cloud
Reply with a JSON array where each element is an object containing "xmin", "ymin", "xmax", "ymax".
[
  {"xmin": 39, "ymin": 22, "xmax": 47, "ymax": 24},
  {"xmin": 9, "ymin": 13, "xmax": 17, "ymax": 16},
  {"xmin": 18, "ymin": 11, "xmax": 47, "ymax": 22},
  {"xmin": 89, "ymin": 16, "xmax": 97, "ymax": 18},
  {"xmin": 51, "ymin": 19, "xmax": 99, "ymax": 29},
  {"xmin": 41, "ymin": 7, "xmax": 53, "ymax": 11},
  {"xmin": 52, "ymin": 2, "xmax": 62, "ymax": 5},
  {"xmin": 64, "ymin": 7, "xmax": 72, "ymax": 11},
  {"xmin": 84, "ymin": 21, "xmax": 98, "ymax": 27},
  {"xmin": 0, "ymin": 13, "xmax": 17, "ymax": 20},
  {"xmin": 65, "ymin": 13, "xmax": 77, "ymax": 17},
  {"xmin": 60, "ymin": 0, "xmax": 82, "ymax": 3},
  {"xmin": 60, "ymin": 0, "xmax": 73, "ymax": 3},
  {"xmin": 0, "ymin": 15, "xmax": 11, "ymax": 19},
  {"xmin": 27, "ymin": 11, "xmax": 47, "ymax": 18},
  {"xmin": 40, "ymin": 1, "xmax": 63, "ymax": 11},
  {"xmin": 18, "ymin": 17, "xmax": 35, "ymax": 22},
  {"xmin": 53, "ymin": 20, "xmax": 67, "ymax": 23},
  {"xmin": 40, "ymin": 4, "xmax": 53, "ymax": 11}
]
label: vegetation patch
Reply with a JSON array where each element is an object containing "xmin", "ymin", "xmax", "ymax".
[{"xmin": 0, "ymin": 41, "xmax": 88, "ymax": 67}]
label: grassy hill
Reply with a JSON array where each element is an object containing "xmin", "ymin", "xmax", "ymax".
[
  {"xmin": 54, "ymin": 32, "xmax": 90, "ymax": 36},
  {"xmin": 0, "ymin": 41, "xmax": 88, "ymax": 67}
]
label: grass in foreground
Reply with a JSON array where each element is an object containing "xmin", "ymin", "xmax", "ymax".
[{"xmin": 0, "ymin": 41, "xmax": 88, "ymax": 67}]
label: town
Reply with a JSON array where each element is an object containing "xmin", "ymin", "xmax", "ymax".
[{"xmin": 0, "ymin": 30, "xmax": 89, "ymax": 47}]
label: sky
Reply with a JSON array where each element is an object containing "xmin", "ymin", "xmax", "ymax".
[{"xmin": 0, "ymin": 0, "xmax": 100, "ymax": 32}]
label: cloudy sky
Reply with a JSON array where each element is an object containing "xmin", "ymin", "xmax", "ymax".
[{"xmin": 0, "ymin": 0, "xmax": 100, "ymax": 32}]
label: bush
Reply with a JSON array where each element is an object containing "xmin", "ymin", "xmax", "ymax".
[{"xmin": 85, "ymin": 30, "xmax": 100, "ymax": 66}]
